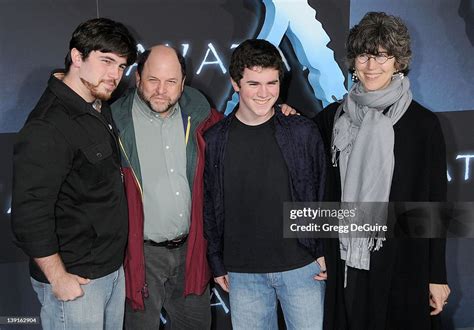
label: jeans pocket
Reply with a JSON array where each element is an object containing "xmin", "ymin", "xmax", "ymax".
[
  {"xmin": 311, "ymin": 260, "xmax": 321, "ymax": 274},
  {"xmin": 30, "ymin": 278, "xmax": 45, "ymax": 306}
]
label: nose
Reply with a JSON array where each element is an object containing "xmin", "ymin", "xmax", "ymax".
[
  {"xmin": 108, "ymin": 65, "xmax": 122, "ymax": 81},
  {"xmin": 156, "ymin": 81, "xmax": 166, "ymax": 95},
  {"xmin": 257, "ymin": 85, "xmax": 268, "ymax": 98},
  {"xmin": 366, "ymin": 57, "xmax": 378, "ymax": 69}
]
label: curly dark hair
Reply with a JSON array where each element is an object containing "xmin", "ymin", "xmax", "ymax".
[
  {"xmin": 346, "ymin": 12, "xmax": 412, "ymax": 75},
  {"xmin": 64, "ymin": 18, "xmax": 137, "ymax": 71},
  {"xmin": 229, "ymin": 39, "xmax": 284, "ymax": 86}
]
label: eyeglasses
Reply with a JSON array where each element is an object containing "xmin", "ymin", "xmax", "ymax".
[{"xmin": 356, "ymin": 53, "xmax": 394, "ymax": 64}]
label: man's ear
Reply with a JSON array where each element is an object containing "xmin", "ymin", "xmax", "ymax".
[
  {"xmin": 70, "ymin": 48, "xmax": 83, "ymax": 68},
  {"xmin": 180, "ymin": 76, "xmax": 186, "ymax": 92},
  {"xmin": 135, "ymin": 71, "xmax": 141, "ymax": 87},
  {"xmin": 231, "ymin": 78, "xmax": 240, "ymax": 92}
]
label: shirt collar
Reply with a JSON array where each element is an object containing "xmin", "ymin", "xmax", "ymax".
[{"xmin": 47, "ymin": 70, "xmax": 98, "ymax": 118}]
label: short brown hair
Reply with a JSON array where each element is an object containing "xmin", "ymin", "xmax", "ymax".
[{"xmin": 229, "ymin": 39, "xmax": 284, "ymax": 86}]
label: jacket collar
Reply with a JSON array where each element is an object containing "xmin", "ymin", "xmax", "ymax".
[
  {"xmin": 47, "ymin": 70, "xmax": 97, "ymax": 118},
  {"xmin": 179, "ymin": 86, "xmax": 211, "ymax": 123},
  {"xmin": 113, "ymin": 86, "xmax": 212, "ymax": 134}
]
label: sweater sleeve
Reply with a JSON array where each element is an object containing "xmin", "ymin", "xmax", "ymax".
[
  {"xmin": 296, "ymin": 122, "xmax": 327, "ymax": 259},
  {"xmin": 202, "ymin": 133, "xmax": 227, "ymax": 277},
  {"xmin": 312, "ymin": 123, "xmax": 327, "ymax": 259},
  {"xmin": 311, "ymin": 122, "xmax": 327, "ymax": 202},
  {"xmin": 11, "ymin": 120, "xmax": 73, "ymax": 258}
]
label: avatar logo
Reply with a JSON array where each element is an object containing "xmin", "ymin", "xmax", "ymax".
[
  {"xmin": 113, "ymin": 0, "xmax": 350, "ymax": 117},
  {"xmin": 0, "ymin": 0, "xmax": 350, "ymax": 131},
  {"xmin": 224, "ymin": 0, "xmax": 347, "ymax": 114}
]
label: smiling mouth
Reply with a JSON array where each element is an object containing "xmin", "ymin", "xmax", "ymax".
[
  {"xmin": 102, "ymin": 81, "xmax": 117, "ymax": 90},
  {"xmin": 364, "ymin": 73, "xmax": 381, "ymax": 79},
  {"xmin": 254, "ymin": 98, "xmax": 272, "ymax": 105}
]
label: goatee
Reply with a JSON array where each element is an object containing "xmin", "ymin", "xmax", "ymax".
[{"xmin": 81, "ymin": 78, "xmax": 116, "ymax": 101}]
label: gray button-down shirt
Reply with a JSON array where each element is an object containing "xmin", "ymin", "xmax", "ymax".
[{"xmin": 132, "ymin": 91, "xmax": 191, "ymax": 242}]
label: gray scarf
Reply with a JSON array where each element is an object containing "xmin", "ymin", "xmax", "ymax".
[{"xmin": 332, "ymin": 74, "xmax": 412, "ymax": 272}]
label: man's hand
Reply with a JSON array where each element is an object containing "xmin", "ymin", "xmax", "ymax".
[
  {"xmin": 34, "ymin": 253, "xmax": 90, "ymax": 301},
  {"xmin": 314, "ymin": 256, "xmax": 328, "ymax": 281},
  {"xmin": 214, "ymin": 275, "xmax": 230, "ymax": 292},
  {"xmin": 50, "ymin": 272, "xmax": 90, "ymax": 301},
  {"xmin": 429, "ymin": 283, "xmax": 451, "ymax": 315},
  {"xmin": 280, "ymin": 104, "xmax": 298, "ymax": 116}
]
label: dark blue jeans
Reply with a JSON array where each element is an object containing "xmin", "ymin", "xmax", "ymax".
[{"xmin": 228, "ymin": 261, "xmax": 325, "ymax": 330}]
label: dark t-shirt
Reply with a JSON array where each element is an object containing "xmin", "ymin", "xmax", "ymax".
[{"xmin": 223, "ymin": 115, "xmax": 313, "ymax": 273}]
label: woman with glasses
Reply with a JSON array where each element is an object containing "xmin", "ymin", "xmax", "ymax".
[{"xmin": 316, "ymin": 12, "xmax": 451, "ymax": 329}]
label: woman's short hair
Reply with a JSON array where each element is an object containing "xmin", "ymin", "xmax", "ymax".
[{"xmin": 346, "ymin": 12, "xmax": 412, "ymax": 75}]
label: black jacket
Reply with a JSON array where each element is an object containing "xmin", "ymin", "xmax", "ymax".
[
  {"xmin": 11, "ymin": 72, "xmax": 128, "ymax": 283},
  {"xmin": 315, "ymin": 100, "xmax": 447, "ymax": 330},
  {"xmin": 203, "ymin": 108, "xmax": 326, "ymax": 277}
]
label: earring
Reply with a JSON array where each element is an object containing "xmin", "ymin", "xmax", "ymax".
[
  {"xmin": 351, "ymin": 71, "xmax": 359, "ymax": 82},
  {"xmin": 392, "ymin": 72, "xmax": 405, "ymax": 80}
]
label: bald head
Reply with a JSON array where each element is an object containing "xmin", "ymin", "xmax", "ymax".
[
  {"xmin": 136, "ymin": 45, "xmax": 186, "ymax": 80},
  {"xmin": 135, "ymin": 45, "xmax": 186, "ymax": 117}
]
